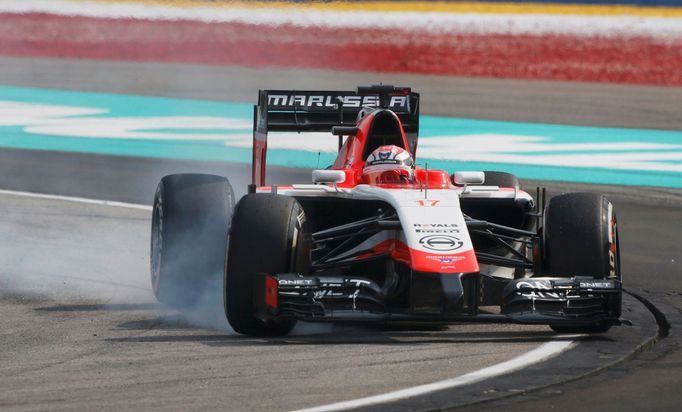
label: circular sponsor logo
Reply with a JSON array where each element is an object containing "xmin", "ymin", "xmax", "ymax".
[{"xmin": 419, "ymin": 235, "xmax": 463, "ymax": 251}]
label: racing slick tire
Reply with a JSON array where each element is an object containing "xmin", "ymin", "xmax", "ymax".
[
  {"xmin": 543, "ymin": 192, "xmax": 621, "ymax": 333},
  {"xmin": 483, "ymin": 171, "xmax": 521, "ymax": 190},
  {"xmin": 150, "ymin": 174, "xmax": 235, "ymax": 307},
  {"xmin": 225, "ymin": 194, "xmax": 309, "ymax": 337}
]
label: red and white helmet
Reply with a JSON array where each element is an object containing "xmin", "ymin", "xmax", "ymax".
[{"xmin": 363, "ymin": 145, "xmax": 415, "ymax": 184}]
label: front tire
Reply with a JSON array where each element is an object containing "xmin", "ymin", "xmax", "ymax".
[
  {"xmin": 150, "ymin": 174, "xmax": 234, "ymax": 307},
  {"xmin": 225, "ymin": 194, "xmax": 309, "ymax": 337},
  {"xmin": 542, "ymin": 192, "xmax": 621, "ymax": 333}
]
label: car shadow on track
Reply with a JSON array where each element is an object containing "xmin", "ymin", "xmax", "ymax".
[
  {"xmin": 35, "ymin": 302, "xmax": 615, "ymax": 346},
  {"xmin": 36, "ymin": 303, "xmax": 161, "ymax": 311},
  {"xmin": 237, "ymin": 330, "xmax": 605, "ymax": 346},
  {"xmin": 107, "ymin": 315, "xmax": 611, "ymax": 346}
]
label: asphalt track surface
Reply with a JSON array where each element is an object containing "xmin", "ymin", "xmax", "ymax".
[{"xmin": 0, "ymin": 57, "xmax": 680, "ymax": 411}]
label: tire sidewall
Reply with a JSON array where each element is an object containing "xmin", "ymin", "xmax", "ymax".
[
  {"xmin": 150, "ymin": 181, "xmax": 165, "ymax": 295},
  {"xmin": 225, "ymin": 194, "xmax": 307, "ymax": 336},
  {"xmin": 150, "ymin": 174, "xmax": 234, "ymax": 307}
]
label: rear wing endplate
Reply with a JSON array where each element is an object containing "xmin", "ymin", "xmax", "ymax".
[{"xmin": 252, "ymin": 86, "xmax": 420, "ymax": 186}]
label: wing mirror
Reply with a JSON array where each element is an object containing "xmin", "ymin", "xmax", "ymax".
[
  {"xmin": 452, "ymin": 171, "xmax": 485, "ymax": 186},
  {"xmin": 312, "ymin": 170, "xmax": 346, "ymax": 184},
  {"xmin": 331, "ymin": 126, "xmax": 359, "ymax": 137}
]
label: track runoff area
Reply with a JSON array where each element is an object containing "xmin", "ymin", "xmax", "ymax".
[
  {"xmin": 1, "ymin": 85, "xmax": 680, "ymax": 188},
  {"xmin": 1, "ymin": 0, "xmax": 680, "ymax": 186}
]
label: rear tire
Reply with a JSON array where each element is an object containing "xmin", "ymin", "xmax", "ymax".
[
  {"xmin": 483, "ymin": 171, "xmax": 521, "ymax": 190},
  {"xmin": 543, "ymin": 193, "xmax": 621, "ymax": 333},
  {"xmin": 225, "ymin": 194, "xmax": 309, "ymax": 337},
  {"xmin": 150, "ymin": 174, "xmax": 234, "ymax": 307}
]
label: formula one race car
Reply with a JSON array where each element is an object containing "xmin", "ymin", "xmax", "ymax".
[{"xmin": 150, "ymin": 85, "xmax": 623, "ymax": 336}]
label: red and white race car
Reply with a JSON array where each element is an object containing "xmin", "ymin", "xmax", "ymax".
[{"xmin": 150, "ymin": 85, "xmax": 623, "ymax": 336}]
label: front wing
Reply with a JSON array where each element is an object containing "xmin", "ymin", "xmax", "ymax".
[{"xmin": 253, "ymin": 272, "xmax": 623, "ymax": 329}]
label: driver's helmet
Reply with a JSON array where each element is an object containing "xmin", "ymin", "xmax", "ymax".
[{"xmin": 363, "ymin": 145, "xmax": 415, "ymax": 184}]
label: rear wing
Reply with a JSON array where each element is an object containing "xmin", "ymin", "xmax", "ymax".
[{"xmin": 252, "ymin": 85, "xmax": 420, "ymax": 186}]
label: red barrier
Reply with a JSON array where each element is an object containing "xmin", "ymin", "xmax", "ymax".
[{"xmin": 1, "ymin": 13, "xmax": 680, "ymax": 85}]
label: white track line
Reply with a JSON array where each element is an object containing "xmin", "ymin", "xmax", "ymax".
[
  {"xmin": 1, "ymin": 0, "xmax": 682, "ymax": 39},
  {"xmin": 0, "ymin": 187, "xmax": 576, "ymax": 411},
  {"xmin": 0, "ymin": 189, "xmax": 152, "ymax": 211},
  {"xmin": 292, "ymin": 339, "xmax": 575, "ymax": 412}
]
